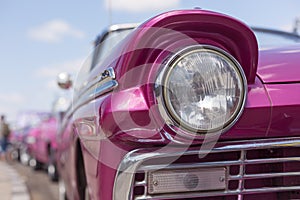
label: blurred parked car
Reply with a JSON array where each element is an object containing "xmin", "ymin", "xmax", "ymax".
[
  {"xmin": 9, "ymin": 111, "xmax": 51, "ymax": 164},
  {"xmin": 27, "ymin": 95, "xmax": 71, "ymax": 181},
  {"xmin": 27, "ymin": 116, "xmax": 59, "ymax": 181},
  {"xmin": 57, "ymin": 9, "xmax": 300, "ymax": 200}
]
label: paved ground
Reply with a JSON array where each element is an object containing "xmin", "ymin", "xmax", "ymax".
[
  {"xmin": 0, "ymin": 160, "xmax": 30, "ymax": 200},
  {"xmin": 11, "ymin": 162, "xmax": 59, "ymax": 200},
  {"xmin": 0, "ymin": 160, "xmax": 59, "ymax": 200}
]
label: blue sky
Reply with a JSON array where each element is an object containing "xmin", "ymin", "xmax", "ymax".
[{"xmin": 1, "ymin": 0, "xmax": 300, "ymax": 122}]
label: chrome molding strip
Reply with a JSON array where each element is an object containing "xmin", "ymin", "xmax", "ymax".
[
  {"xmin": 75, "ymin": 67, "xmax": 117, "ymax": 108},
  {"xmin": 60, "ymin": 68, "xmax": 118, "ymax": 132},
  {"xmin": 138, "ymin": 156, "xmax": 300, "ymax": 172},
  {"xmin": 77, "ymin": 80, "xmax": 118, "ymax": 107},
  {"xmin": 133, "ymin": 186, "xmax": 300, "ymax": 200},
  {"xmin": 76, "ymin": 67, "xmax": 116, "ymax": 100},
  {"xmin": 113, "ymin": 137, "xmax": 300, "ymax": 200},
  {"xmin": 230, "ymin": 171, "xmax": 300, "ymax": 180}
]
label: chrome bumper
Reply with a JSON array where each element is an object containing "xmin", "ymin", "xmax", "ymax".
[{"xmin": 113, "ymin": 137, "xmax": 300, "ymax": 200}]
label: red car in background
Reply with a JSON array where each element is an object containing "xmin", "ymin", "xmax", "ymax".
[{"xmin": 56, "ymin": 9, "xmax": 300, "ymax": 200}]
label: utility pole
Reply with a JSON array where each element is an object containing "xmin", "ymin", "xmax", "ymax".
[{"xmin": 108, "ymin": 0, "xmax": 112, "ymax": 26}]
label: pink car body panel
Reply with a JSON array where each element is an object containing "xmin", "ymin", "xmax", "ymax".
[
  {"xmin": 258, "ymin": 45, "xmax": 300, "ymax": 83},
  {"xmin": 30, "ymin": 117, "xmax": 58, "ymax": 164},
  {"xmin": 57, "ymin": 9, "xmax": 300, "ymax": 200},
  {"xmin": 26, "ymin": 127, "xmax": 41, "ymax": 157}
]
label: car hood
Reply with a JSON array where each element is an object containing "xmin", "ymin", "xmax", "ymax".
[{"xmin": 257, "ymin": 44, "xmax": 300, "ymax": 83}]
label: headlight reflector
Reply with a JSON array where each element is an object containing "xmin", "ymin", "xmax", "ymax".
[{"xmin": 158, "ymin": 45, "xmax": 247, "ymax": 134}]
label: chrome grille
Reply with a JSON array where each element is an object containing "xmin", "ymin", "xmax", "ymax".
[{"xmin": 116, "ymin": 138, "xmax": 300, "ymax": 200}]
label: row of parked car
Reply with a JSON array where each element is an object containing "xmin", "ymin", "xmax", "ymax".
[
  {"xmin": 8, "ymin": 8, "xmax": 300, "ymax": 200},
  {"xmin": 9, "ymin": 96, "xmax": 69, "ymax": 182}
]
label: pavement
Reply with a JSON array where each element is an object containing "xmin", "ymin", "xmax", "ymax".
[{"xmin": 0, "ymin": 161, "xmax": 30, "ymax": 200}]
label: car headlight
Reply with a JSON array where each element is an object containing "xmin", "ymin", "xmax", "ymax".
[{"xmin": 156, "ymin": 45, "xmax": 247, "ymax": 136}]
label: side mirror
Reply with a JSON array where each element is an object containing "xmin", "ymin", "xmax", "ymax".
[{"xmin": 57, "ymin": 72, "xmax": 72, "ymax": 90}]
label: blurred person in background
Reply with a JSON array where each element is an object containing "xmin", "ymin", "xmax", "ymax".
[{"xmin": 0, "ymin": 115, "xmax": 11, "ymax": 160}]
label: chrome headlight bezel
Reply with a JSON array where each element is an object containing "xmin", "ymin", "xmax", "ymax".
[{"xmin": 155, "ymin": 45, "xmax": 247, "ymax": 138}]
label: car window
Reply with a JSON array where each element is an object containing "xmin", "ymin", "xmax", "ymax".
[
  {"xmin": 73, "ymin": 52, "xmax": 93, "ymax": 93},
  {"xmin": 91, "ymin": 29, "xmax": 133, "ymax": 70},
  {"xmin": 253, "ymin": 28, "xmax": 300, "ymax": 48}
]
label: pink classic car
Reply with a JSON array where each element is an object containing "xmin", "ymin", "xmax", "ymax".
[
  {"xmin": 56, "ymin": 9, "xmax": 300, "ymax": 200},
  {"xmin": 9, "ymin": 111, "xmax": 51, "ymax": 164},
  {"xmin": 27, "ymin": 116, "xmax": 59, "ymax": 181}
]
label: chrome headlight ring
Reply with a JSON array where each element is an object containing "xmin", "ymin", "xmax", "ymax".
[{"xmin": 155, "ymin": 45, "xmax": 247, "ymax": 138}]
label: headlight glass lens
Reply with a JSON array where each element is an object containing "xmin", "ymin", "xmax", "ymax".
[{"xmin": 162, "ymin": 46, "xmax": 246, "ymax": 133}]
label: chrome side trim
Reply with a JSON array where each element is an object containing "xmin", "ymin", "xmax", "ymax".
[
  {"xmin": 113, "ymin": 137, "xmax": 300, "ymax": 200},
  {"xmin": 76, "ymin": 67, "xmax": 116, "ymax": 100},
  {"xmin": 60, "ymin": 68, "xmax": 118, "ymax": 133},
  {"xmin": 75, "ymin": 67, "xmax": 117, "ymax": 107}
]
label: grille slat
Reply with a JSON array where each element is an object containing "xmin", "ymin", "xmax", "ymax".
[
  {"xmin": 134, "ymin": 186, "xmax": 300, "ymax": 200},
  {"xmin": 132, "ymin": 143, "xmax": 300, "ymax": 199},
  {"xmin": 135, "ymin": 181, "xmax": 147, "ymax": 187},
  {"xmin": 230, "ymin": 171, "xmax": 300, "ymax": 180},
  {"xmin": 138, "ymin": 156, "xmax": 300, "ymax": 171},
  {"xmin": 245, "ymin": 157, "xmax": 300, "ymax": 164}
]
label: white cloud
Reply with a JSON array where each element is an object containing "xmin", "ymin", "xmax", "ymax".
[
  {"xmin": 28, "ymin": 19, "xmax": 85, "ymax": 43},
  {"xmin": 105, "ymin": 0, "xmax": 179, "ymax": 13}
]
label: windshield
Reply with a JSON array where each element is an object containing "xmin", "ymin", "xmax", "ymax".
[
  {"xmin": 253, "ymin": 28, "xmax": 300, "ymax": 48},
  {"xmin": 91, "ymin": 28, "xmax": 133, "ymax": 70},
  {"xmin": 91, "ymin": 26, "xmax": 300, "ymax": 69}
]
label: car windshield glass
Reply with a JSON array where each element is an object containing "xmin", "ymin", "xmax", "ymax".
[
  {"xmin": 253, "ymin": 28, "xmax": 300, "ymax": 48},
  {"xmin": 92, "ymin": 28, "xmax": 133, "ymax": 69},
  {"xmin": 92, "ymin": 27, "xmax": 300, "ymax": 67}
]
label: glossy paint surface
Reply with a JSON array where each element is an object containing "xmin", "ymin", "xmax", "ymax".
[
  {"xmin": 101, "ymin": 77, "xmax": 272, "ymax": 143},
  {"xmin": 265, "ymin": 83, "xmax": 300, "ymax": 137},
  {"xmin": 141, "ymin": 9, "xmax": 258, "ymax": 83},
  {"xmin": 90, "ymin": 10, "xmax": 258, "ymax": 83},
  {"xmin": 258, "ymin": 45, "xmax": 300, "ymax": 83},
  {"xmin": 26, "ymin": 127, "xmax": 41, "ymax": 157},
  {"xmin": 29, "ymin": 117, "xmax": 58, "ymax": 164},
  {"xmin": 89, "ymin": 9, "xmax": 260, "ymax": 144}
]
